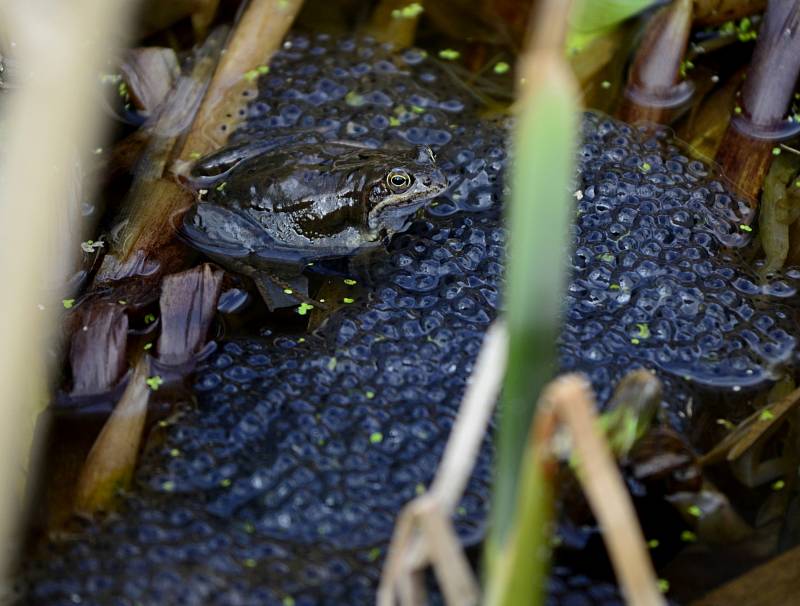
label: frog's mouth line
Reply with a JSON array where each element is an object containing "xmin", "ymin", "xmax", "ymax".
[
  {"xmin": 368, "ymin": 197, "xmax": 436, "ymax": 231},
  {"xmin": 368, "ymin": 178, "xmax": 448, "ymax": 230}
]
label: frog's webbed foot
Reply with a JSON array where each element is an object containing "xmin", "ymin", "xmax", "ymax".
[{"xmin": 252, "ymin": 272, "xmax": 326, "ymax": 313}]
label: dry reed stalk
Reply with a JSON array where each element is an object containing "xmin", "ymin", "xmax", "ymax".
[
  {"xmin": 173, "ymin": 0, "xmax": 305, "ymax": 171},
  {"xmin": 73, "ymin": 357, "xmax": 151, "ymax": 515},
  {"xmin": 487, "ymin": 374, "xmax": 666, "ymax": 606},
  {"xmin": 377, "ymin": 322, "xmax": 507, "ymax": 606}
]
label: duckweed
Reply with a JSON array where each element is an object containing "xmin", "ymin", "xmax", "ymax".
[
  {"xmin": 145, "ymin": 375, "xmax": 163, "ymax": 391},
  {"xmin": 243, "ymin": 64, "xmax": 270, "ymax": 82},
  {"xmin": 493, "ymin": 61, "xmax": 510, "ymax": 74},
  {"xmin": 296, "ymin": 302, "xmax": 314, "ymax": 315}
]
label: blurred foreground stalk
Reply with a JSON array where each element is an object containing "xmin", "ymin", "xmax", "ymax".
[
  {"xmin": 484, "ymin": 1, "xmax": 579, "ymax": 604},
  {"xmin": 0, "ymin": 0, "xmax": 134, "ymax": 579}
]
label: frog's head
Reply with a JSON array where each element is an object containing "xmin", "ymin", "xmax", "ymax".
[
  {"xmin": 336, "ymin": 145, "xmax": 447, "ymax": 235},
  {"xmin": 365, "ymin": 146, "xmax": 448, "ymax": 234}
]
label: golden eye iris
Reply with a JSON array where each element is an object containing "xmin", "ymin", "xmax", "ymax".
[{"xmin": 387, "ymin": 170, "xmax": 412, "ymax": 190}]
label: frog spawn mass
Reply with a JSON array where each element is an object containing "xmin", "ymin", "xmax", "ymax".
[
  {"xmin": 566, "ymin": 113, "xmax": 799, "ymax": 423},
  {"xmin": 22, "ymin": 34, "xmax": 800, "ymax": 605}
]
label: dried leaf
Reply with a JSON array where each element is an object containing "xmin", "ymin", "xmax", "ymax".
[
  {"xmin": 73, "ymin": 357, "xmax": 151, "ymax": 515},
  {"xmin": 157, "ymin": 264, "xmax": 223, "ymax": 366},
  {"xmin": 120, "ymin": 47, "xmax": 180, "ymax": 115},
  {"xmin": 69, "ymin": 303, "xmax": 128, "ymax": 396}
]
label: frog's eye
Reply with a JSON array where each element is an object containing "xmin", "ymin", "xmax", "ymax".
[
  {"xmin": 387, "ymin": 170, "xmax": 412, "ymax": 191},
  {"xmin": 386, "ymin": 170, "xmax": 411, "ymax": 191},
  {"xmin": 389, "ymin": 173, "xmax": 410, "ymax": 188}
]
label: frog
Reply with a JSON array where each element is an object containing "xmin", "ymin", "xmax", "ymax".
[{"xmin": 179, "ymin": 139, "xmax": 448, "ymax": 310}]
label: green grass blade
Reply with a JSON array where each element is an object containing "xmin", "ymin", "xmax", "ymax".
[
  {"xmin": 486, "ymin": 426, "xmax": 555, "ymax": 606},
  {"xmin": 486, "ymin": 54, "xmax": 579, "ymax": 605}
]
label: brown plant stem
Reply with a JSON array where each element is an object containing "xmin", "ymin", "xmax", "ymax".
[
  {"xmin": 173, "ymin": 0, "xmax": 305, "ymax": 172},
  {"xmin": 531, "ymin": 376, "xmax": 665, "ymax": 606},
  {"xmin": 716, "ymin": 0, "xmax": 800, "ymax": 206},
  {"xmin": 366, "ymin": 0, "xmax": 424, "ymax": 48},
  {"xmin": 618, "ymin": 0, "xmax": 694, "ymax": 124}
]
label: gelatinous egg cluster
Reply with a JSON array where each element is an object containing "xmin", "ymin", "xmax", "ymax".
[
  {"xmin": 563, "ymin": 113, "xmax": 799, "ymax": 420},
  {"xmin": 22, "ymin": 34, "xmax": 798, "ymax": 606}
]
